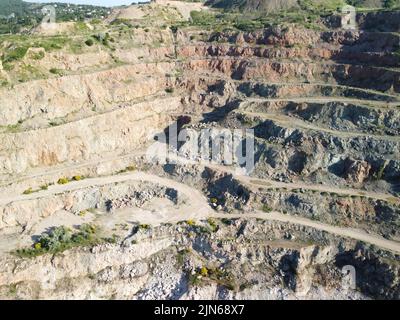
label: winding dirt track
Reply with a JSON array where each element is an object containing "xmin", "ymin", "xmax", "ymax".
[
  {"xmin": 1, "ymin": 170, "xmax": 399, "ymax": 254},
  {"xmin": 241, "ymin": 110, "xmax": 400, "ymax": 142},
  {"xmin": 3, "ymin": 145, "xmax": 398, "ymax": 205},
  {"xmin": 227, "ymin": 212, "xmax": 400, "ymax": 254}
]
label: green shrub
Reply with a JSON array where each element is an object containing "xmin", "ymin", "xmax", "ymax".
[
  {"xmin": 125, "ymin": 165, "xmax": 136, "ymax": 171},
  {"xmin": 2, "ymin": 46, "xmax": 28, "ymax": 63},
  {"xmin": 200, "ymin": 266, "xmax": 208, "ymax": 277},
  {"xmin": 22, "ymin": 188, "xmax": 33, "ymax": 195},
  {"xmin": 190, "ymin": 11, "xmax": 217, "ymax": 26},
  {"xmin": 210, "ymin": 197, "xmax": 218, "ymax": 205},
  {"xmin": 57, "ymin": 177, "xmax": 69, "ymax": 185},
  {"xmin": 85, "ymin": 38, "xmax": 94, "ymax": 46},
  {"xmin": 221, "ymin": 218, "xmax": 232, "ymax": 225},
  {"xmin": 207, "ymin": 218, "xmax": 218, "ymax": 232},
  {"xmin": 78, "ymin": 210, "xmax": 87, "ymax": 217},
  {"xmin": 15, "ymin": 223, "xmax": 106, "ymax": 258},
  {"xmin": 261, "ymin": 204, "xmax": 273, "ymax": 213},
  {"xmin": 49, "ymin": 68, "xmax": 63, "ymax": 75}
]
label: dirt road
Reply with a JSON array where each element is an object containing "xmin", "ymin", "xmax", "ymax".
[{"xmin": 1, "ymin": 170, "xmax": 399, "ymax": 254}]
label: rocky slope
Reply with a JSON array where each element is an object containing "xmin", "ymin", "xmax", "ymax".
[{"xmin": 0, "ymin": 2, "xmax": 399, "ymax": 300}]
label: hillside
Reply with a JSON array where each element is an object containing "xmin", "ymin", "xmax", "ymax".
[
  {"xmin": 0, "ymin": 1, "xmax": 399, "ymax": 300},
  {"xmin": 0, "ymin": 0, "xmax": 110, "ymax": 34},
  {"xmin": 0, "ymin": 0, "xmax": 28, "ymax": 16},
  {"xmin": 206, "ymin": 0, "xmax": 400, "ymax": 11}
]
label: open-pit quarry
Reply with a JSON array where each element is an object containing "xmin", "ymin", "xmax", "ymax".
[{"xmin": 0, "ymin": 1, "xmax": 399, "ymax": 300}]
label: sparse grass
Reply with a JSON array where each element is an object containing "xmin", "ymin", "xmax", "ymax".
[
  {"xmin": 30, "ymin": 51, "xmax": 45, "ymax": 60},
  {"xmin": 1, "ymin": 46, "xmax": 28, "ymax": 63},
  {"xmin": 22, "ymin": 188, "xmax": 34, "ymax": 195},
  {"xmin": 261, "ymin": 204, "xmax": 273, "ymax": 213},
  {"xmin": 5, "ymin": 123, "xmax": 21, "ymax": 133},
  {"xmin": 118, "ymin": 164, "xmax": 137, "ymax": 174},
  {"xmin": 176, "ymin": 248, "xmax": 191, "ymax": 267},
  {"xmin": 22, "ymin": 184, "xmax": 49, "ymax": 195},
  {"xmin": 8, "ymin": 283, "xmax": 17, "ymax": 297},
  {"xmin": 207, "ymin": 218, "xmax": 219, "ymax": 232},
  {"xmin": 49, "ymin": 68, "xmax": 64, "ymax": 76}
]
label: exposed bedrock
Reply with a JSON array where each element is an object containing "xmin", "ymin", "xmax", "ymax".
[
  {"xmin": 251, "ymin": 136, "xmax": 400, "ymax": 186},
  {"xmin": 244, "ymin": 100, "xmax": 400, "ymax": 136},
  {"xmin": 336, "ymin": 247, "xmax": 400, "ymax": 300},
  {"xmin": 0, "ymin": 63, "xmax": 176, "ymax": 127},
  {"xmin": 0, "ymin": 6, "xmax": 399, "ymax": 301},
  {"xmin": 252, "ymin": 119, "xmax": 398, "ymax": 158},
  {"xmin": 1, "ymin": 217, "xmax": 398, "ymax": 300},
  {"xmin": 236, "ymin": 81, "xmax": 398, "ymax": 102},
  {"xmin": 0, "ymin": 180, "xmax": 182, "ymax": 231},
  {"xmin": 181, "ymin": 44, "xmax": 399, "ymax": 68},
  {"xmin": 0, "ymin": 97, "xmax": 182, "ymax": 177},
  {"xmin": 186, "ymin": 58, "xmax": 400, "ymax": 93},
  {"xmin": 259, "ymin": 189, "xmax": 400, "ymax": 239}
]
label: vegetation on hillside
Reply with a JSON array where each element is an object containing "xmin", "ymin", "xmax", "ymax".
[
  {"xmin": 189, "ymin": 0, "xmax": 347, "ymax": 32},
  {"xmin": 0, "ymin": 0, "xmax": 110, "ymax": 34},
  {"xmin": 15, "ymin": 224, "xmax": 118, "ymax": 258},
  {"xmin": 189, "ymin": 0, "xmax": 400, "ymax": 32},
  {"xmin": 206, "ymin": 0, "xmax": 400, "ymax": 11}
]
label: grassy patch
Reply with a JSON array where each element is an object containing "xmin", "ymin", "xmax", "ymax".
[
  {"xmin": 49, "ymin": 68, "xmax": 64, "ymax": 76},
  {"xmin": 5, "ymin": 123, "xmax": 21, "ymax": 133},
  {"xmin": 1, "ymin": 46, "xmax": 28, "ymax": 63},
  {"xmin": 14, "ymin": 224, "xmax": 111, "ymax": 258}
]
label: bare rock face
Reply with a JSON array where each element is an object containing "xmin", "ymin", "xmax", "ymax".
[
  {"xmin": 344, "ymin": 158, "xmax": 372, "ymax": 184},
  {"xmin": 0, "ymin": 3, "xmax": 399, "ymax": 301},
  {"xmin": 206, "ymin": 0, "xmax": 298, "ymax": 12}
]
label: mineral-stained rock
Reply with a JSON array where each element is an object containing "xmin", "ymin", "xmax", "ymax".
[{"xmin": 344, "ymin": 158, "xmax": 372, "ymax": 184}]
